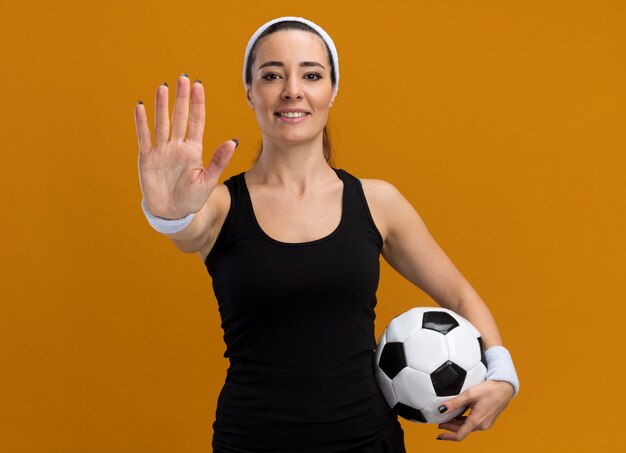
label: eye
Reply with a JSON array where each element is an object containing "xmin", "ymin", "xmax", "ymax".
[
  {"xmin": 305, "ymin": 73, "xmax": 323, "ymax": 81},
  {"xmin": 261, "ymin": 73, "xmax": 280, "ymax": 81}
]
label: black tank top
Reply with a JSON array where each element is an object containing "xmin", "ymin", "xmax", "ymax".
[{"xmin": 204, "ymin": 168, "xmax": 402, "ymax": 452}]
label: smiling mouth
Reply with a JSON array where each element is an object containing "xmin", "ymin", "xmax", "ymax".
[{"xmin": 275, "ymin": 112, "xmax": 310, "ymax": 118}]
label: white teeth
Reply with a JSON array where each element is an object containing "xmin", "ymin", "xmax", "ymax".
[{"xmin": 278, "ymin": 112, "xmax": 308, "ymax": 117}]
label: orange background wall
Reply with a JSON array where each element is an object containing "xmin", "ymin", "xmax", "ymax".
[{"xmin": 1, "ymin": 0, "xmax": 624, "ymax": 451}]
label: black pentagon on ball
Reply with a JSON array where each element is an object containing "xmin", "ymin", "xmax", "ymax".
[
  {"xmin": 431, "ymin": 360, "xmax": 467, "ymax": 396},
  {"xmin": 477, "ymin": 337, "xmax": 487, "ymax": 368},
  {"xmin": 422, "ymin": 311, "xmax": 459, "ymax": 334},
  {"xmin": 393, "ymin": 402, "xmax": 427, "ymax": 423},
  {"xmin": 379, "ymin": 342, "xmax": 407, "ymax": 379}
]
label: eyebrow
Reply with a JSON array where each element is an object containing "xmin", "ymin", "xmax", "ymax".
[{"xmin": 257, "ymin": 60, "xmax": 326, "ymax": 71}]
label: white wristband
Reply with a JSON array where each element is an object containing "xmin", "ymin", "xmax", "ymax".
[
  {"xmin": 141, "ymin": 198, "xmax": 196, "ymax": 234},
  {"xmin": 485, "ymin": 345, "xmax": 520, "ymax": 397}
]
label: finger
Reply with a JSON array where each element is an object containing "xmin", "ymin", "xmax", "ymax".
[
  {"xmin": 437, "ymin": 416, "xmax": 477, "ymax": 442},
  {"xmin": 451, "ymin": 417, "xmax": 477, "ymax": 441},
  {"xmin": 439, "ymin": 391, "xmax": 475, "ymax": 415},
  {"xmin": 134, "ymin": 102, "xmax": 153, "ymax": 153},
  {"xmin": 170, "ymin": 74, "xmax": 191, "ymax": 142},
  {"xmin": 155, "ymin": 82, "xmax": 170, "ymax": 145},
  {"xmin": 187, "ymin": 79, "xmax": 205, "ymax": 144},
  {"xmin": 438, "ymin": 416, "xmax": 466, "ymax": 431},
  {"xmin": 202, "ymin": 139, "xmax": 238, "ymax": 188}
]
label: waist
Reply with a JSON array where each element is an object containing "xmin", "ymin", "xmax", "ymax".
[{"xmin": 226, "ymin": 348, "xmax": 375, "ymax": 385}]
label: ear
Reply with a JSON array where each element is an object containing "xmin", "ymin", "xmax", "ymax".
[{"xmin": 246, "ymin": 86, "xmax": 254, "ymax": 109}]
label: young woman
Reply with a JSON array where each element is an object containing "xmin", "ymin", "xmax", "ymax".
[{"xmin": 134, "ymin": 16, "xmax": 519, "ymax": 452}]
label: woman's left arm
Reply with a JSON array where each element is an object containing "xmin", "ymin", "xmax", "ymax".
[{"xmin": 361, "ymin": 179, "xmax": 517, "ymax": 442}]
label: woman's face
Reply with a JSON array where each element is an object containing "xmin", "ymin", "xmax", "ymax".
[{"xmin": 247, "ymin": 30, "xmax": 336, "ymax": 146}]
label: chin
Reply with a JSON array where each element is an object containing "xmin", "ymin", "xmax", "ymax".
[{"xmin": 270, "ymin": 130, "xmax": 319, "ymax": 144}]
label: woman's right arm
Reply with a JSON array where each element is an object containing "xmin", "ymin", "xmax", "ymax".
[{"xmin": 134, "ymin": 74, "xmax": 237, "ymax": 253}]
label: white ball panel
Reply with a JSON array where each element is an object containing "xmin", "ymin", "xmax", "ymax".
[
  {"xmin": 446, "ymin": 326, "xmax": 481, "ymax": 370},
  {"xmin": 422, "ymin": 396, "xmax": 467, "ymax": 424},
  {"xmin": 385, "ymin": 309, "xmax": 424, "ymax": 343},
  {"xmin": 375, "ymin": 366, "xmax": 398, "ymax": 408},
  {"xmin": 392, "ymin": 367, "xmax": 435, "ymax": 410},
  {"xmin": 460, "ymin": 362, "xmax": 487, "ymax": 393},
  {"xmin": 404, "ymin": 329, "xmax": 448, "ymax": 373}
]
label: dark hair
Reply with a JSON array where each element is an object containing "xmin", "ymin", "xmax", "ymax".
[{"xmin": 245, "ymin": 20, "xmax": 336, "ymax": 167}]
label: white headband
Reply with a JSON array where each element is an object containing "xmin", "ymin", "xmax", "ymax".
[{"xmin": 242, "ymin": 16, "xmax": 339, "ymax": 95}]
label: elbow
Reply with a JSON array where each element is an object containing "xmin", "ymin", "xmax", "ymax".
[{"xmin": 170, "ymin": 238, "xmax": 202, "ymax": 254}]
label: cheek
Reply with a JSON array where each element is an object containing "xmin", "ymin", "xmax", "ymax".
[
  {"xmin": 250, "ymin": 84, "xmax": 273, "ymax": 104},
  {"xmin": 314, "ymin": 86, "xmax": 334, "ymax": 108},
  {"xmin": 313, "ymin": 97, "xmax": 333, "ymax": 113}
]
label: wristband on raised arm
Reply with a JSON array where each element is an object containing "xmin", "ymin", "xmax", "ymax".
[{"xmin": 141, "ymin": 198, "xmax": 196, "ymax": 234}]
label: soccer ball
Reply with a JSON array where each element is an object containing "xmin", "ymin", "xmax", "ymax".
[{"xmin": 374, "ymin": 307, "xmax": 487, "ymax": 424}]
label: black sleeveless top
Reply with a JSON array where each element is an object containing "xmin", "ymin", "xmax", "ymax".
[{"xmin": 204, "ymin": 168, "xmax": 402, "ymax": 452}]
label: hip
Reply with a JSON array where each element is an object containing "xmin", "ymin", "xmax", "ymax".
[{"xmin": 212, "ymin": 416, "xmax": 404, "ymax": 453}]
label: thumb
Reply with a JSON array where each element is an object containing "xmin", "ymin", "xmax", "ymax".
[
  {"xmin": 203, "ymin": 138, "xmax": 238, "ymax": 188},
  {"xmin": 438, "ymin": 389, "xmax": 474, "ymax": 414}
]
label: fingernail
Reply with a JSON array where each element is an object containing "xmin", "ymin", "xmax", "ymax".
[
  {"xmin": 136, "ymin": 100, "xmax": 143, "ymax": 105},
  {"xmin": 161, "ymin": 82, "xmax": 168, "ymax": 87},
  {"xmin": 194, "ymin": 78, "xmax": 202, "ymax": 84},
  {"xmin": 438, "ymin": 405, "xmax": 448, "ymax": 413},
  {"xmin": 181, "ymin": 73, "xmax": 189, "ymax": 78},
  {"xmin": 231, "ymin": 138, "xmax": 239, "ymax": 148}
]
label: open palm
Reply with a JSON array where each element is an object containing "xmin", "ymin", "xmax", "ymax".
[{"xmin": 134, "ymin": 74, "xmax": 236, "ymax": 219}]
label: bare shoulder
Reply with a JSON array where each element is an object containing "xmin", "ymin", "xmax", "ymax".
[
  {"xmin": 358, "ymin": 178, "xmax": 400, "ymax": 198},
  {"xmin": 358, "ymin": 178, "xmax": 405, "ymax": 243},
  {"xmin": 197, "ymin": 183, "xmax": 232, "ymax": 262}
]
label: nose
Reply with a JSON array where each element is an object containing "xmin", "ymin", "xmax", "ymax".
[{"xmin": 281, "ymin": 75, "xmax": 303, "ymax": 101}]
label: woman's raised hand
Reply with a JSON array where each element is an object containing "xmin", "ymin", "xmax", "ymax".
[{"xmin": 134, "ymin": 74, "xmax": 237, "ymax": 219}]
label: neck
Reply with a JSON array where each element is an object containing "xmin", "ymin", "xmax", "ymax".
[{"xmin": 247, "ymin": 133, "xmax": 334, "ymax": 194}]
